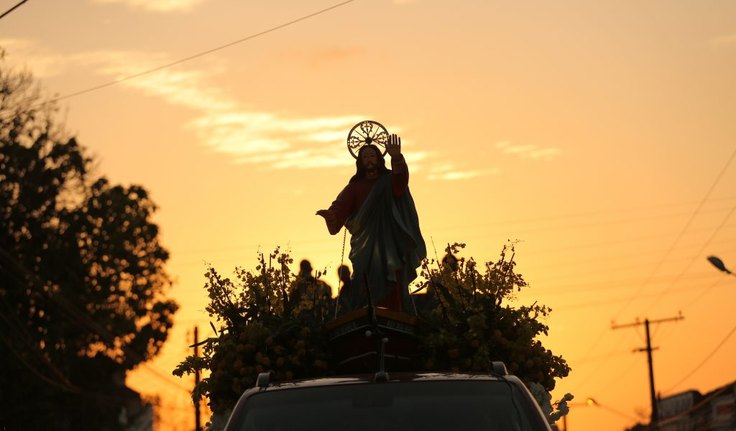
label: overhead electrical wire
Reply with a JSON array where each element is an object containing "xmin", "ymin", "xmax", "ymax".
[
  {"xmin": 610, "ymin": 145, "xmax": 736, "ymax": 322},
  {"xmin": 663, "ymin": 321, "xmax": 736, "ymax": 393},
  {"xmin": 170, "ymin": 196, "xmax": 736, "ymax": 261},
  {"xmin": 564, "ymin": 144, "xmax": 736, "ymax": 400},
  {"xmin": 642, "ymin": 200, "xmax": 736, "ymax": 314},
  {"xmin": 0, "ymin": 244, "xmax": 190, "ymax": 394},
  {"xmin": 577, "ymin": 197, "xmax": 736, "ymax": 402},
  {"xmin": 545, "ymin": 281, "xmax": 730, "ymax": 312},
  {"xmin": 648, "ymin": 273, "xmax": 734, "ymax": 395},
  {"xmin": 42, "ymin": 0, "xmax": 357, "ymax": 105},
  {"xmin": 675, "ymin": 276, "xmax": 727, "ymax": 311},
  {"xmin": 0, "ymin": 0, "xmax": 28, "ymax": 20}
]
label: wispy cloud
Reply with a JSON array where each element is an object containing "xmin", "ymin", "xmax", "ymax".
[
  {"xmin": 495, "ymin": 141, "xmax": 561, "ymax": 161},
  {"xmin": 2, "ymin": 40, "xmax": 473, "ymax": 179},
  {"xmin": 78, "ymin": 51, "xmax": 237, "ymax": 112},
  {"xmin": 90, "ymin": 0, "xmax": 206, "ymax": 13},
  {"xmin": 79, "ymin": 53, "xmax": 438, "ymax": 172},
  {"xmin": 0, "ymin": 39, "xmax": 69, "ymax": 78},
  {"xmin": 710, "ymin": 33, "xmax": 736, "ymax": 50},
  {"xmin": 17, "ymin": 46, "xmax": 363, "ymax": 170},
  {"xmin": 108, "ymin": 66, "xmax": 365, "ymax": 169},
  {"xmin": 190, "ymin": 112, "xmax": 364, "ymax": 169}
]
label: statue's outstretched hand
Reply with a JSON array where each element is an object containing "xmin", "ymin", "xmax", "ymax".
[
  {"xmin": 386, "ymin": 134, "xmax": 401, "ymax": 157},
  {"xmin": 316, "ymin": 209, "xmax": 335, "ymax": 225}
]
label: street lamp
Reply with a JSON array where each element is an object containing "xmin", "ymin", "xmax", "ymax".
[
  {"xmin": 561, "ymin": 398, "xmax": 598, "ymax": 431},
  {"xmin": 707, "ymin": 256, "xmax": 734, "ymax": 277}
]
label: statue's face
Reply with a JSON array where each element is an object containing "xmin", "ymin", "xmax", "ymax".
[{"xmin": 359, "ymin": 147, "xmax": 378, "ymax": 170}]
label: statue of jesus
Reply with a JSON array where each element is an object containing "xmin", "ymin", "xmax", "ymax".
[{"xmin": 316, "ymin": 133, "xmax": 426, "ymax": 314}]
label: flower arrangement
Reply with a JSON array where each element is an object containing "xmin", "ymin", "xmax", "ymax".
[{"xmin": 174, "ymin": 243, "xmax": 571, "ymax": 424}]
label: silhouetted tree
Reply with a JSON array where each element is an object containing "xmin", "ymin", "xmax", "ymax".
[{"xmin": 0, "ymin": 49, "xmax": 178, "ymax": 430}]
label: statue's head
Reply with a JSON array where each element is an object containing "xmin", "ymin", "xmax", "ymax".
[{"xmin": 352, "ymin": 144, "xmax": 387, "ymax": 182}]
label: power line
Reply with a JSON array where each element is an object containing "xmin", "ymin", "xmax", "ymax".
[
  {"xmin": 0, "ymin": 0, "xmax": 28, "ymax": 20},
  {"xmin": 139, "ymin": 363, "xmax": 191, "ymax": 395},
  {"xmin": 590, "ymin": 397, "xmax": 639, "ymax": 422},
  {"xmin": 0, "ymin": 248, "xmax": 82, "ymax": 392},
  {"xmin": 524, "ymin": 226, "xmax": 735, "ymax": 266},
  {"xmin": 567, "ymin": 145, "xmax": 736, "ymax": 395},
  {"xmin": 533, "ymin": 250, "xmax": 736, "ymax": 287},
  {"xmin": 535, "ymin": 272, "xmax": 727, "ymax": 300},
  {"xmin": 168, "ymin": 200, "xmax": 736, "ymax": 266},
  {"xmin": 675, "ymin": 276, "xmax": 727, "ymax": 312},
  {"xmin": 663, "ymin": 320, "xmax": 736, "ymax": 394},
  {"xmin": 177, "ymin": 238, "xmax": 736, "ymax": 298},
  {"xmin": 610, "ymin": 144, "xmax": 736, "ymax": 322},
  {"xmin": 642, "ymin": 200, "xmax": 736, "ymax": 314},
  {"xmin": 547, "ymin": 281, "xmax": 725, "ymax": 312},
  {"xmin": 434, "ymin": 197, "xmax": 733, "ymax": 236},
  {"xmin": 0, "ymin": 329, "xmax": 77, "ymax": 392},
  {"xmin": 0, "ymin": 243, "xmax": 190, "ymax": 395},
  {"xmin": 433, "ymin": 195, "xmax": 736, "ymax": 233},
  {"xmin": 567, "ymin": 332, "xmax": 640, "ymax": 395},
  {"xmin": 43, "ymin": 0, "xmax": 357, "ymax": 105},
  {"xmin": 566, "ymin": 349, "xmax": 634, "ymax": 367}
]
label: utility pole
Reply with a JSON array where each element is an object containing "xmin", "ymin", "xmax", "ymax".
[
  {"xmin": 194, "ymin": 326, "xmax": 202, "ymax": 431},
  {"xmin": 612, "ymin": 314, "xmax": 683, "ymax": 430}
]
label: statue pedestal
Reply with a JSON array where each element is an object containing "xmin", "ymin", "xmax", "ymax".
[{"xmin": 325, "ymin": 307, "xmax": 418, "ymax": 373}]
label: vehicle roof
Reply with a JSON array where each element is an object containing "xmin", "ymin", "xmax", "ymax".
[
  {"xmin": 226, "ymin": 371, "xmax": 552, "ymax": 431},
  {"xmin": 251, "ymin": 371, "xmax": 521, "ymax": 392}
]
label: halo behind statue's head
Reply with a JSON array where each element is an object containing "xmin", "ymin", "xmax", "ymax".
[{"xmin": 347, "ymin": 120, "xmax": 389, "ymax": 159}]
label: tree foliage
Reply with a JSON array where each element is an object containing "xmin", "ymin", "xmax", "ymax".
[
  {"xmin": 0, "ymin": 50, "xmax": 178, "ymax": 429},
  {"xmin": 175, "ymin": 243, "xmax": 571, "ymax": 421}
]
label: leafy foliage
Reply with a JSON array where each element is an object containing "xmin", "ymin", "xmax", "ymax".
[
  {"xmin": 0, "ymin": 49, "xmax": 177, "ymax": 429},
  {"xmin": 176, "ymin": 243, "xmax": 571, "ymax": 420},
  {"xmin": 413, "ymin": 243, "xmax": 570, "ymax": 391},
  {"xmin": 174, "ymin": 249, "xmax": 334, "ymax": 414}
]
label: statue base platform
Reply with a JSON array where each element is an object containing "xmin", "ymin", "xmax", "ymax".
[{"xmin": 325, "ymin": 307, "xmax": 419, "ymax": 373}]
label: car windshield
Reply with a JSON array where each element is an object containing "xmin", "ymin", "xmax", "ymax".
[{"xmin": 228, "ymin": 380, "xmax": 546, "ymax": 431}]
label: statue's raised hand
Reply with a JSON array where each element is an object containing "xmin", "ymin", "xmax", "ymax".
[{"xmin": 386, "ymin": 134, "xmax": 401, "ymax": 158}]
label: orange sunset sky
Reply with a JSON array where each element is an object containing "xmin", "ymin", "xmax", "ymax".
[{"xmin": 3, "ymin": 0, "xmax": 736, "ymax": 429}]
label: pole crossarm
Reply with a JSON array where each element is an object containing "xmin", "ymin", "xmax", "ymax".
[{"xmin": 611, "ymin": 314, "xmax": 684, "ymax": 330}]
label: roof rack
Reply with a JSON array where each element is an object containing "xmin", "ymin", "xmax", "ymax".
[
  {"xmin": 256, "ymin": 371, "xmax": 272, "ymax": 389},
  {"xmin": 491, "ymin": 361, "xmax": 508, "ymax": 376}
]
